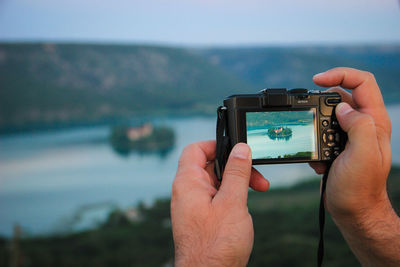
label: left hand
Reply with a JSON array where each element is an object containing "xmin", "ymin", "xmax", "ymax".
[{"xmin": 171, "ymin": 141, "xmax": 269, "ymax": 267}]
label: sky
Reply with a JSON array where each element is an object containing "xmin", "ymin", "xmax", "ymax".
[{"xmin": 0, "ymin": 0, "xmax": 400, "ymax": 46}]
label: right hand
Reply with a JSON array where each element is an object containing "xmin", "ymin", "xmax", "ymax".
[
  {"xmin": 310, "ymin": 67, "xmax": 393, "ymax": 222},
  {"xmin": 310, "ymin": 68, "xmax": 400, "ymax": 266}
]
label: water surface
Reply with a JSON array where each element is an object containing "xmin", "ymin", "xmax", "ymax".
[{"xmin": 1, "ymin": 106, "xmax": 400, "ymax": 237}]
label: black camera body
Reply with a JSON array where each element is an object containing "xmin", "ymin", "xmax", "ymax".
[
  {"xmin": 214, "ymin": 88, "xmax": 348, "ymax": 264},
  {"xmin": 218, "ymin": 88, "xmax": 347, "ymax": 168}
]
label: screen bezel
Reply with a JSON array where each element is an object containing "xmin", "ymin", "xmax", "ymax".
[{"xmin": 240, "ymin": 107, "xmax": 320, "ymax": 164}]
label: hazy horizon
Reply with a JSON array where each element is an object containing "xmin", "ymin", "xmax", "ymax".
[
  {"xmin": 1, "ymin": 0, "xmax": 400, "ymax": 46},
  {"xmin": 2, "ymin": 40, "xmax": 400, "ymax": 48}
]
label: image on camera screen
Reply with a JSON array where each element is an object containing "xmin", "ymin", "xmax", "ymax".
[{"xmin": 246, "ymin": 109, "xmax": 317, "ymax": 160}]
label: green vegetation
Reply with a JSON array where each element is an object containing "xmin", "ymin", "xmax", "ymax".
[
  {"xmin": 282, "ymin": 151, "xmax": 313, "ymax": 158},
  {"xmin": 1, "ymin": 166, "xmax": 399, "ymax": 266},
  {"xmin": 2, "ymin": 43, "xmax": 400, "ymax": 134},
  {"xmin": 247, "ymin": 110, "xmax": 314, "ymax": 128},
  {"xmin": 110, "ymin": 125, "xmax": 175, "ymax": 157},
  {"xmin": 274, "ymin": 151, "xmax": 313, "ymax": 159}
]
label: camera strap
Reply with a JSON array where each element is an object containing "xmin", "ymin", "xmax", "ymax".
[
  {"xmin": 318, "ymin": 162, "xmax": 332, "ymax": 267},
  {"xmin": 215, "ymin": 106, "xmax": 230, "ymax": 181}
]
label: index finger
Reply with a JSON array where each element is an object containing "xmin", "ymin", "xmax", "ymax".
[
  {"xmin": 313, "ymin": 67, "xmax": 390, "ymax": 130},
  {"xmin": 313, "ymin": 67, "xmax": 384, "ymax": 110},
  {"xmin": 173, "ymin": 140, "xmax": 217, "ymax": 203},
  {"xmin": 178, "ymin": 140, "xmax": 216, "ymax": 170}
]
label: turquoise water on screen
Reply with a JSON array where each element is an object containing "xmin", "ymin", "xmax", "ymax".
[{"xmin": 247, "ymin": 124, "xmax": 316, "ymax": 159}]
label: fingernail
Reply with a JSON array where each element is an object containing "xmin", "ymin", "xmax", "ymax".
[
  {"xmin": 336, "ymin": 102, "xmax": 353, "ymax": 116},
  {"xmin": 313, "ymin": 72, "xmax": 325, "ymax": 79},
  {"xmin": 231, "ymin": 143, "xmax": 250, "ymax": 160}
]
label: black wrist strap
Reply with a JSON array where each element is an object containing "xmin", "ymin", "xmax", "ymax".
[
  {"xmin": 317, "ymin": 162, "xmax": 332, "ymax": 267},
  {"xmin": 214, "ymin": 106, "xmax": 230, "ymax": 181}
]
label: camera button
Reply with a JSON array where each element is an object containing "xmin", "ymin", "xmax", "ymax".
[
  {"xmin": 327, "ymin": 142, "xmax": 336, "ymax": 147},
  {"xmin": 324, "ymin": 150, "xmax": 331, "ymax": 157},
  {"xmin": 290, "ymin": 88, "xmax": 308, "ymax": 94},
  {"xmin": 322, "ymin": 120, "xmax": 329, "ymax": 127},
  {"xmin": 326, "ymin": 97, "xmax": 341, "ymax": 105}
]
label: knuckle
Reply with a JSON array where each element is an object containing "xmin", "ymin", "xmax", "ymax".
[
  {"xmin": 178, "ymin": 143, "xmax": 196, "ymax": 167},
  {"xmin": 364, "ymin": 71, "xmax": 376, "ymax": 81},
  {"xmin": 331, "ymin": 66, "xmax": 343, "ymax": 72},
  {"xmin": 172, "ymin": 178, "xmax": 184, "ymax": 198},
  {"xmin": 357, "ymin": 114, "xmax": 374, "ymax": 127},
  {"xmin": 180, "ymin": 165, "xmax": 205, "ymax": 179},
  {"xmin": 172, "ymin": 176, "xmax": 192, "ymax": 198},
  {"xmin": 173, "ymin": 166, "xmax": 209, "ymax": 198},
  {"xmin": 353, "ymin": 114, "xmax": 375, "ymax": 132},
  {"xmin": 181, "ymin": 143, "xmax": 194, "ymax": 155},
  {"xmin": 224, "ymin": 166, "xmax": 249, "ymax": 179},
  {"xmin": 184, "ymin": 143, "xmax": 197, "ymax": 152}
]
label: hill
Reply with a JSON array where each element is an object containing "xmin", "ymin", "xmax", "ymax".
[
  {"xmin": 197, "ymin": 45, "xmax": 400, "ymax": 102},
  {"xmin": 0, "ymin": 43, "xmax": 253, "ymax": 133},
  {"xmin": 1, "ymin": 166, "xmax": 399, "ymax": 266},
  {"xmin": 1, "ymin": 43, "xmax": 400, "ymax": 133}
]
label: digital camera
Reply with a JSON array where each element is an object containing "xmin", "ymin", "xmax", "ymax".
[{"xmin": 215, "ymin": 88, "xmax": 347, "ymax": 176}]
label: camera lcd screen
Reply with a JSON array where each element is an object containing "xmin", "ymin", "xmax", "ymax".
[{"xmin": 246, "ymin": 109, "xmax": 318, "ymax": 160}]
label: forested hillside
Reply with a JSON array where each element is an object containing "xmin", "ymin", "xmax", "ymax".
[
  {"xmin": 1, "ymin": 43, "xmax": 400, "ymax": 133},
  {"xmin": 246, "ymin": 110, "xmax": 314, "ymax": 127},
  {"xmin": 198, "ymin": 46, "xmax": 400, "ymax": 101},
  {"xmin": 0, "ymin": 43, "xmax": 252, "ymax": 132}
]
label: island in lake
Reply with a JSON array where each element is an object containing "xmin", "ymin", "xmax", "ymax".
[
  {"xmin": 109, "ymin": 123, "xmax": 175, "ymax": 157},
  {"xmin": 267, "ymin": 126, "xmax": 292, "ymax": 140}
]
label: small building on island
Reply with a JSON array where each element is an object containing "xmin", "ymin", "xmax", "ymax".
[
  {"xmin": 273, "ymin": 127, "xmax": 283, "ymax": 134},
  {"xmin": 267, "ymin": 126, "xmax": 292, "ymax": 140},
  {"xmin": 110, "ymin": 123, "xmax": 175, "ymax": 157},
  {"xmin": 127, "ymin": 123, "xmax": 154, "ymax": 141}
]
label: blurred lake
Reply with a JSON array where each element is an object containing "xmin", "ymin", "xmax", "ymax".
[{"xmin": 1, "ymin": 105, "xmax": 400, "ymax": 237}]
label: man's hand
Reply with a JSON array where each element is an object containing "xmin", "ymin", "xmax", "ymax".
[
  {"xmin": 310, "ymin": 67, "xmax": 400, "ymax": 266},
  {"xmin": 171, "ymin": 141, "xmax": 269, "ymax": 267}
]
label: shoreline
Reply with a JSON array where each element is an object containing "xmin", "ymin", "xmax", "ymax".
[{"xmin": 3, "ymin": 103, "xmax": 400, "ymax": 136}]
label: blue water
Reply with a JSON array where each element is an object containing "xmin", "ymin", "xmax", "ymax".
[
  {"xmin": 1, "ymin": 106, "xmax": 400, "ymax": 237},
  {"xmin": 248, "ymin": 124, "xmax": 316, "ymax": 159}
]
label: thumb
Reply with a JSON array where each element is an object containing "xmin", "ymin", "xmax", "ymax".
[
  {"xmin": 217, "ymin": 143, "xmax": 252, "ymax": 206},
  {"xmin": 335, "ymin": 102, "xmax": 378, "ymax": 154}
]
